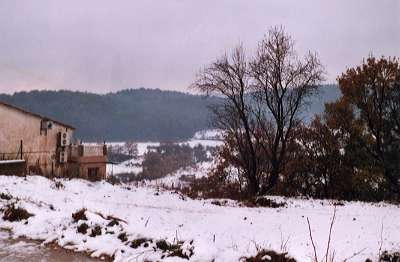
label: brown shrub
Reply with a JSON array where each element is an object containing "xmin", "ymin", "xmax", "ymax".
[
  {"xmin": 244, "ymin": 198, "xmax": 286, "ymax": 208},
  {"xmin": 54, "ymin": 181, "xmax": 65, "ymax": 190},
  {"xmin": 167, "ymin": 248, "xmax": 193, "ymax": 259},
  {"xmin": 379, "ymin": 251, "xmax": 400, "ymax": 262},
  {"xmin": 181, "ymin": 174, "xmax": 248, "ymax": 201},
  {"xmin": 2, "ymin": 204, "xmax": 33, "ymax": 222},
  {"xmin": 107, "ymin": 219, "xmax": 119, "ymax": 227},
  {"xmin": 90, "ymin": 225, "xmax": 102, "ymax": 237},
  {"xmin": 131, "ymin": 238, "xmax": 153, "ymax": 248},
  {"xmin": 72, "ymin": 208, "xmax": 87, "ymax": 222},
  {"xmin": 211, "ymin": 200, "xmax": 226, "ymax": 206},
  {"xmin": 118, "ymin": 232, "xmax": 128, "ymax": 242},
  {"xmin": 77, "ymin": 223, "xmax": 89, "ymax": 234},
  {"xmin": 241, "ymin": 249, "xmax": 296, "ymax": 262},
  {"xmin": 0, "ymin": 193, "xmax": 12, "ymax": 200},
  {"xmin": 156, "ymin": 240, "xmax": 194, "ymax": 259}
]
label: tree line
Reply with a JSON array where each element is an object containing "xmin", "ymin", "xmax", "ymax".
[{"xmin": 193, "ymin": 26, "xmax": 400, "ymax": 201}]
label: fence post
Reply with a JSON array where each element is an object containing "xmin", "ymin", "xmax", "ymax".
[{"xmin": 20, "ymin": 140, "xmax": 23, "ymax": 159}]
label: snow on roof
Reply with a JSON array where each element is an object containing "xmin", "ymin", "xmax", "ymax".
[{"xmin": 0, "ymin": 159, "xmax": 25, "ymax": 164}]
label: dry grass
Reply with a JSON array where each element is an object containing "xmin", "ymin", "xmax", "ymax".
[{"xmin": 307, "ymin": 206, "xmax": 337, "ymax": 262}]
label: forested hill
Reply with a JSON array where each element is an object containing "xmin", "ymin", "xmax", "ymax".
[
  {"xmin": 0, "ymin": 86, "xmax": 340, "ymax": 141},
  {"xmin": 0, "ymin": 88, "xmax": 221, "ymax": 141}
]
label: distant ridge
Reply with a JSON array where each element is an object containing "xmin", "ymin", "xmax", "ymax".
[
  {"xmin": 0, "ymin": 88, "xmax": 221, "ymax": 141},
  {"xmin": 0, "ymin": 86, "xmax": 340, "ymax": 141}
]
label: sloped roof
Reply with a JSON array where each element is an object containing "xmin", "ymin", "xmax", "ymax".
[{"xmin": 0, "ymin": 101, "xmax": 75, "ymax": 130}]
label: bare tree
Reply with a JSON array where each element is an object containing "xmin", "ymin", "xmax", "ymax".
[
  {"xmin": 251, "ymin": 26, "xmax": 325, "ymax": 193},
  {"xmin": 193, "ymin": 27, "xmax": 324, "ymax": 196},
  {"xmin": 192, "ymin": 46, "xmax": 261, "ymax": 195}
]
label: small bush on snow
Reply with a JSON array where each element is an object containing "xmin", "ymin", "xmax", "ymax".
[
  {"xmin": 2, "ymin": 204, "xmax": 33, "ymax": 222},
  {"xmin": 77, "ymin": 223, "xmax": 89, "ymax": 234},
  {"xmin": 181, "ymin": 174, "xmax": 248, "ymax": 201},
  {"xmin": 72, "ymin": 208, "xmax": 87, "ymax": 222},
  {"xmin": 130, "ymin": 237, "xmax": 153, "ymax": 248},
  {"xmin": 0, "ymin": 192, "xmax": 12, "ymax": 200},
  {"xmin": 124, "ymin": 237, "xmax": 194, "ymax": 259},
  {"xmin": 90, "ymin": 225, "xmax": 102, "ymax": 237},
  {"xmin": 379, "ymin": 251, "xmax": 400, "ymax": 262},
  {"xmin": 156, "ymin": 239, "xmax": 194, "ymax": 259},
  {"xmin": 53, "ymin": 181, "xmax": 65, "ymax": 190},
  {"xmin": 245, "ymin": 197, "xmax": 286, "ymax": 208},
  {"xmin": 241, "ymin": 249, "xmax": 296, "ymax": 262},
  {"xmin": 118, "ymin": 232, "xmax": 128, "ymax": 242},
  {"xmin": 211, "ymin": 200, "xmax": 228, "ymax": 206},
  {"xmin": 107, "ymin": 218, "xmax": 119, "ymax": 227}
]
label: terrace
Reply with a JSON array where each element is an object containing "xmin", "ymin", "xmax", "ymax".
[{"xmin": 69, "ymin": 144, "xmax": 107, "ymax": 161}]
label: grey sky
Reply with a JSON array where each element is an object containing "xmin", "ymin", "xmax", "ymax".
[{"xmin": 0, "ymin": 0, "xmax": 399, "ymax": 94}]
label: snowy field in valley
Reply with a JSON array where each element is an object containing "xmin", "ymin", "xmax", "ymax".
[
  {"xmin": 105, "ymin": 130, "xmax": 224, "ymax": 178},
  {"xmin": 0, "ymin": 175, "xmax": 399, "ymax": 262}
]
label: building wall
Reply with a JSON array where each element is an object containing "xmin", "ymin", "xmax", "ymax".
[
  {"xmin": 77, "ymin": 156, "xmax": 107, "ymax": 181},
  {"xmin": 0, "ymin": 104, "xmax": 74, "ymax": 177}
]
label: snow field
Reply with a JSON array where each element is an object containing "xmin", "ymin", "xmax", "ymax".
[{"xmin": 0, "ymin": 175, "xmax": 399, "ymax": 261}]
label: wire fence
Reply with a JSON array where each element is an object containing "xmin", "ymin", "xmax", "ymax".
[{"xmin": 0, "ymin": 149, "xmax": 57, "ymax": 176}]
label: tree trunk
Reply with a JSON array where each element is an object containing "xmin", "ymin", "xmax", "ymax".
[
  {"xmin": 247, "ymin": 170, "xmax": 260, "ymax": 196},
  {"xmin": 259, "ymin": 164, "xmax": 280, "ymax": 195},
  {"xmin": 385, "ymin": 169, "xmax": 400, "ymax": 199}
]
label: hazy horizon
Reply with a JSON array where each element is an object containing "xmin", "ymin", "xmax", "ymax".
[{"xmin": 0, "ymin": 0, "xmax": 399, "ymax": 94}]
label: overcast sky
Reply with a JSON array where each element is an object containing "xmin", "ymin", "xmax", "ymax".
[{"xmin": 0, "ymin": 0, "xmax": 399, "ymax": 94}]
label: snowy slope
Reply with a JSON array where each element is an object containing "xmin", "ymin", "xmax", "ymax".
[
  {"xmin": 0, "ymin": 176, "xmax": 399, "ymax": 261},
  {"xmin": 145, "ymin": 161, "xmax": 214, "ymax": 189}
]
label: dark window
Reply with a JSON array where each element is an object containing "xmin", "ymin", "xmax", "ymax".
[{"xmin": 88, "ymin": 168, "xmax": 99, "ymax": 181}]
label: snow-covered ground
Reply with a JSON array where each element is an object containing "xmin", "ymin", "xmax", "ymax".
[{"xmin": 0, "ymin": 175, "xmax": 399, "ymax": 262}]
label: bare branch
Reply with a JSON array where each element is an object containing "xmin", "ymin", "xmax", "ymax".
[{"xmin": 307, "ymin": 217, "xmax": 318, "ymax": 262}]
